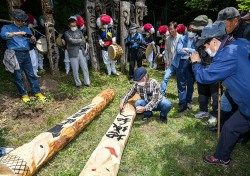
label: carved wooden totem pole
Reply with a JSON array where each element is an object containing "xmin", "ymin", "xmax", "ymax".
[
  {"xmin": 85, "ymin": 0, "xmax": 100, "ymax": 71},
  {"xmin": 41, "ymin": 0, "xmax": 59, "ymax": 74},
  {"xmin": 6, "ymin": 0, "xmax": 20, "ymax": 16},
  {"xmin": 111, "ymin": 0, "xmax": 120, "ymax": 40},
  {"xmin": 119, "ymin": 1, "xmax": 130, "ymax": 72},
  {"xmin": 135, "ymin": 0, "xmax": 148, "ymax": 27}
]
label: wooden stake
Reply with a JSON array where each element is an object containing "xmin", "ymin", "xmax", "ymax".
[
  {"xmin": 217, "ymin": 82, "xmax": 221, "ymax": 139},
  {"xmin": 0, "ymin": 89, "xmax": 115, "ymax": 176}
]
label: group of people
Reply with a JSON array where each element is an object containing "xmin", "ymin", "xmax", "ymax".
[
  {"xmin": 1, "ymin": 6, "xmax": 250, "ymax": 168},
  {"xmin": 120, "ymin": 6, "xmax": 250, "ymax": 167}
]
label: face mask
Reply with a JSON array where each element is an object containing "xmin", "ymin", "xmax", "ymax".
[
  {"xmin": 70, "ymin": 27, "xmax": 77, "ymax": 31},
  {"xmin": 103, "ymin": 24, "xmax": 108, "ymax": 29},
  {"xmin": 188, "ymin": 32, "xmax": 196, "ymax": 38},
  {"xmin": 205, "ymin": 47, "xmax": 216, "ymax": 57},
  {"xmin": 137, "ymin": 82, "xmax": 145, "ymax": 87},
  {"xmin": 28, "ymin": 24, "xmax": 33, "ymax": 28}
]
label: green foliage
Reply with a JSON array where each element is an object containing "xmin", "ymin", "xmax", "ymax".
[
  {"xmin": 185, "ymin": 0, "xmax": 237, "ymax": 12},
  {"xmin": 237, "ymin": 0, "xmax": 250, "ymax": 12}
]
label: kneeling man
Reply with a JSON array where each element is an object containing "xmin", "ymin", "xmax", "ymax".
[{"xmin": 120, "ymin": 67, "xmax": 172, "ymax": 123}]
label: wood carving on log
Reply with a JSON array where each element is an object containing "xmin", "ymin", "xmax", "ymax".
[
  {"xmin": 85, "ymin": 0, "xmax": 100, "ymax": 71},
  {"xmin": 135, "ymin": 0, "xmax": 148, "ymax": 27},
  {"xmin": 130, "ymin": 3, "xmax": 136, "ymax": 24},
  {"xmin": 0, "ymin": 89, "xmax": 115, "ymax": 176},
  {"xmin": 111, "ymin": 0, "xmax": 120, "ymax": 39},
  {"xmin": 41, "ymin": 0, "xmax": 59, "ymax": 74},
  {"xmin": 119, "ymin": 1, "xmax": 130, "ymax": 73},
  {"xmin": 80, "ymin": 94, "xmax": 140, "ymax": 176}
]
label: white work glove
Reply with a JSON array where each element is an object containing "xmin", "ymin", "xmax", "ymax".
[
  {"xmin": 99, "ymin": 39, "xmax": 105, "ymax": 47},
  {"xmin": 151, "ymin": 41, "xmax": 155, "ymax": 45},
  {"xmin": 162, "ymin": 50, "xmax": 165, "ymax": 55}
]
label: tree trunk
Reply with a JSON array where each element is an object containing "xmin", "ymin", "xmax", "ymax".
[
  {"xmin": 85, "ymin": 0, "xmax": 100, "ymax": 72},
  {"xmin": 119, "ymin": 1, "xmax": 130, "ymax": 73},
  {"xmin": 41, "ymin": 0, "xmax": 59, "ymax": 75}
]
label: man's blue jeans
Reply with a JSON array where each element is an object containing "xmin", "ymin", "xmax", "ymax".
[
  {"xmin": 161, "ymin": 64, "xmax": 176, "ymax": 94},
  {"xmin": 14, "ymin": 51, "xmax": 41, "ymax": 96},
  {"xmin": 134, "ymin": 97, "xmax": 172, "ymax": 117},
  {"xmin": 176, "ymin": 60, "xmax": 194, "ymax": 106}
]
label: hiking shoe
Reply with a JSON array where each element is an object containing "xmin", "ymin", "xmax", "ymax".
[
  {"xmin": 22, "ymin": 94, "xmax": 30, "ymax": 103},
  {"xmin": 112, "ymin": 72, "xmax": 120, "ymax": 76},
  {"xmin": 35, "ymin": 93, "xmax": 46, "ymax": 101},
  {"xmin": 0, "ymin": 147, "xmax": 14, "ymax": 157},
  {"xmin": 195, "ymin": 111, "xmax": 209, "ymax": 119},
  {"xmin": 160, "ymin": 115, "xmax": 167, "ymax": 123},
  {"xmin": 208, "ymin": 116, "xmax": 217, "ymax": 125},
  {"xmin": 142, "ymin": 114, "xmax": 153, "ymax": 121},
  {"xmin": 203, "ymin": 155, "xmax": 230, "ymax": 167},
  {"xmin": 187, "ymin": 103, "xmax": 192, "ymax": 110},
  {"xmin": 178, "ymin": 105, "xmax": 187, "ymax": 112}
]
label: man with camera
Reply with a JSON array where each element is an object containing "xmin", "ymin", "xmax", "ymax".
[
  {"xmin": 1, "ymin": 9, "xmax": 45, "ymax": 102},
  {"xmin": 190, "ymin": 21, "xmax": 250, "ymax": 166}
]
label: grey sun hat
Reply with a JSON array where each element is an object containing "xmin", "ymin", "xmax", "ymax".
[
  {"xmin": 196, "ymin": 21, "xmax": 226, "ymax": 48},
  {"xmin": 192, "ymin": 15, "xmax": 213, "ymax": 31},
  {"xmin": 10, "ymin": 9, "xmax": 28, "ymax": 22},
  {"xmin": 217, "ymin": 7, "xmax": 240, "ymax": 21},
  {"xmin": 129, "ymin": 23, "xmax": 139, "ymax": 30}
]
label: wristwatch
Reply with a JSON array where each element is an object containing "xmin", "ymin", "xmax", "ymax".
[{"xmin": 192, "ymin": 61, "xmax": 201, "ymax": 65}]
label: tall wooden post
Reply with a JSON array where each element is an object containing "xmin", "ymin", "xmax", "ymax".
[
  {"xmin": 135, "ymin": 0, "xmax": 147, "ymax": 27},
  {"xmin": 119, "ymin": 1, "xmax": 130, "ymax": 73},
  {"xmin": 85, "ymin": 0, "xmax": 100, "ymax": 71},
  {"xmin": 41, "ymin": 0, "xmax": 59, "ymax": 74},
  {"xmin": 6, "ymin": 0, "xmax": 20, "ymax": 19}
]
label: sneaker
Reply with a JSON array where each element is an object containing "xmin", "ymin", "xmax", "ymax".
[
  {"xmin": 195, "ymin": 111, "xmax": 209, "ymax": 119},
  {"xmin": 76, "ymin": 85, "xmax": 82, "ymax": 88},
  {"xmin": 0, "ymin": 147, "xmax": 14, "ymax": 157},
  {"xmin": 142, "ymin": 114, "xmax": 153, "ymax": 121},
  {"xmin": 160, "ymin": 115, "xmax": 167, "ymax": 123},
  {"xmin": 112, "ymin": 72, "xmax": 120, "ymax": 76},
  {"xmin": 22, "ymin": 94, "xmax": 30, "ymax": 103},
  {"xmin": 208, "ymin": 116, "xmax": 217, "ymax": 125},
  {"xmin": 178, "ymin": 105, "xmax": 187, "ymax": 112},
  {"xmin": 35, "ymin": 93, "xmax": 46, "ymax": 101},
  {"xmin": 187, "ymin": 103, "xmax": 192, "ymax": 110},
  {"xmin": 203, "ymin": 155, "xmax": 230, "ymax": 167}
]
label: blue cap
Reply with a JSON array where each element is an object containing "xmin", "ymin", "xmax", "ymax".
[
  {"xmin": 196, "ymin": 21, "xmax": 226, "ymax": 47},
  {"xmin": 133, "ymin": 67, "xmax": 147, "ymax": 81}
]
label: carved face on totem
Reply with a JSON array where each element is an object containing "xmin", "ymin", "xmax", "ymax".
[{"xmin": 87, "ymin": 4, "xmax": 96, "ymax": 28}]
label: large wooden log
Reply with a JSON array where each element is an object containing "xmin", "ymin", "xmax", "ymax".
[
  {"xmin": 0, "ymin": 89, "xmax": 115, "ymax": 176},
  {"xmin": 79, "ymin": 94, "xmax": 140, "ymax": 176}
]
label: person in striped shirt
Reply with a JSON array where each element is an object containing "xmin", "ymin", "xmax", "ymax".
[{"xmin": 120, "ymin": 67, "xmax": 172, "ymax": 123}]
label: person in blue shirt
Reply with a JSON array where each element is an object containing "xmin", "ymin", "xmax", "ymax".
[
  {"xmin": 175, "ymin": 23, "xmax": 197, "ymax": 112},
  {"xmin": 1, "ymin": 9, "xmax": 45, "ymax": 102},
  {"xmin": 190, "ymin": 21, "xmax": 250, "ymax": 166},
  {"xmin": 125, "ymin": 23, "xmax": 146, "ymax": 83}
]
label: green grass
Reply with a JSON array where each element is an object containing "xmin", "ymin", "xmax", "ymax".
[{"xmin": 0, "ymin": 63, "xmax": 250, "ymax": 176}]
